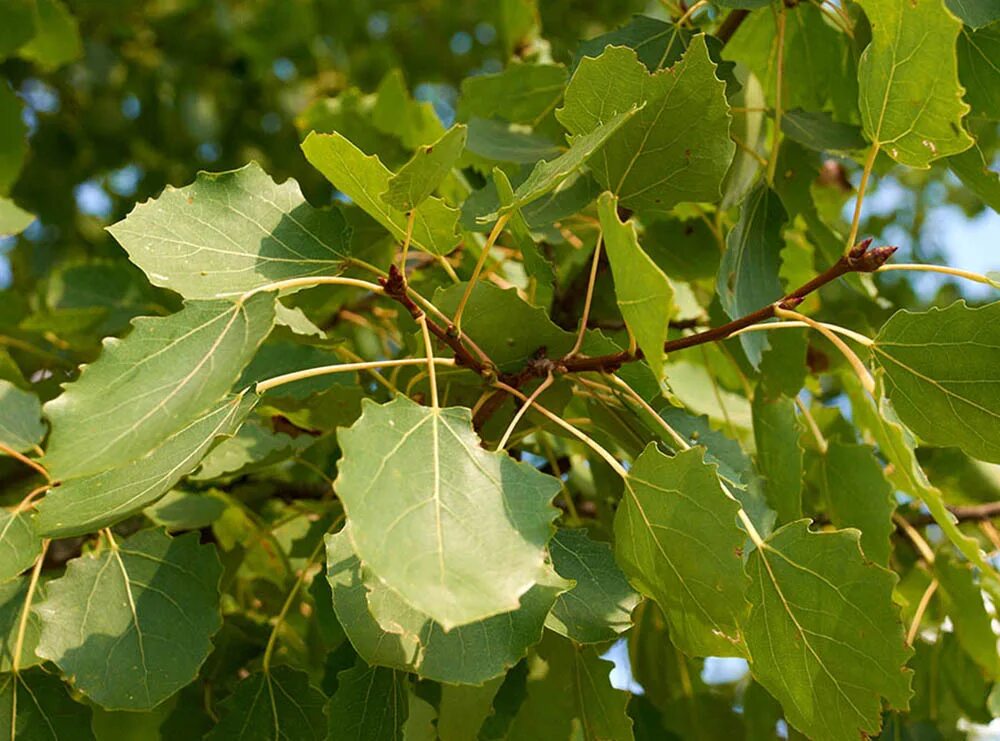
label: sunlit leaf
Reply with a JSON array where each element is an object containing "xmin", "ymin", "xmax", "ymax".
[
  {"xmin": 36, "ymin": 393, "xmax": 256, "ymax": 538},
  {"xmin": 108, "ymin": 163, "xmax": 351, "ymax": 300},
  {"xmin": 301, "ymin": 131, "xmax": 460, "ymax": 256},
  {"xmin": 334, "ymin": 397, "xmax": 561, "ymax": 629},
  {"xmin": 596, "ymin": 192, "xmax": 674, "ymax": 378},
  {"xmin": 558, "ymin": 37, "xmax": 734, "ymax": 214},
  {"xmin": 42, "ymin": 295, "xmax": 274, "ymax": 480},
  {"xmin": 857, "ymin": 0, "xmax": 974, "ymax": 166},
  {"xmin": 382, "ymin": 124, "xmax": 467, "ymax": 212}
]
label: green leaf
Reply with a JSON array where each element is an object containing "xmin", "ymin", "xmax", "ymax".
[
  {"xmin": 558, "ymin": 36, "xmax": 734, "ymax": 214},
  {"xmin": 0, "ymin": 80, "xmax": 26, "ymax": 190},
  {"xmin": 144, "ymin": 489, "xmax": 228, "ymax": 531},
  {"xmin": 372, "ymin": 69, "xmax": 445, "ymax": 150},
  {"xmin": 494, "ymin": 106, "xmax": 639, "ymax": 215},
  {"xmin": 382, "ymin": 124, "xmax": 467, "ymax": 212},
  {"xmin": 107, "ymin": 163, "xmax": 352, "ymax": 300},
  {"xmin": 727, "ymin": 3, "xmax": 846, "ymax": 111},
  {"xmin": 326, "ymin": 662, "xmax": 407, "ymax": 741},
  {"xmin": 872, "ymin": 300, "xmax": 1000, "ymax": 464},
  {"xmin": 935, "ymin": 549, "xmax": 1000, "ymax": 677},
  {"xmin": 546, "ymin": 528, "xmax": 640, "ymax": 644},
  {"xmin": 575, "ymin": 15, "xmax": 690, "ymax": 72},
  {"xmin": 752, "ymin": 392, "xmax": 804, "ymax": 524},
  {"xmin": 946, "ymin": 0, "xmax": 1000, "ymax": 27},
  {"xmin": 464, "ymin": 118, "xmax": 562, "ymax": 164},
  {"xmin": 325, "ymin": 528, "xmax": 565, "ymax": 685},
  {"xmin": 757, "ymin": 326, "xmax": 808, "ymax": 398},
  {"xmin": 0, "ymin": 669, "xmax": 94, "ymax": 741},
  {"xmin": 207, "ymin": 666, "xmax": 327, "ymax": 741},
  {"xmin": 0, "ymin": 379, "xmax": 45, "ymax": 453},
  {"xmin": 948, "ymin": 136, "xmax": 1000, "ymax": 210},
  {"xmin": 745, "ymin": 522, "xmax": 912, "ymax": 741},
  {"xmin": 857, "ymin": 0, "xmax": 974, "ymax": 167},
  {"xmin": 491, "ymin": 168, "xmax": 556, "ymax": 309},
  {"xmin": 301, "ymin": 131, "xmax": 460, "ymax": 256},
  {"xmin": 431, "ymin": 282, "xmax": 574, "ymax": 373},
  {"xmin": 845, "ymin": 372, "xmax": 995, "ymax": 579},
  {"xmin": 35, "ymin": 529, "xmax": 223, "ymax": 710},
  {"xmin": 0, "ymin": 0, "xmax": 36, "ymax": 59},
  {"xmin": 334, "ymin": 396, "xmax": 561, "ymax": 629},
  {"xmin": 817, "ymin": 441, "xmax": 895, "ymax": 565},
  {"xmin": 35, "ymin": 393, "xmax": 256, "ymax": 538},
  {"xmin": 437, "ymin": 679, "xmax": 503, "ymax": 741},
  {"xmin": 596, "ymin": 192, "xmax": 674, "ymax": 378},
  {"xmin": 642, "ymin": 215, "xmax": 721, "ymax": 282},
  {"xmin": 0, "ymin": 197, "xmax": 32, "ymax": 237},
  {"xmin": 958, "ymin": 24, "xmax": 1000, "ymax": 119},
  {"xmin": 781, "ymin": 109, "xmax": 867, "ymax": 153},
  {"xmin": 504, "ymin": 632, "xmax": 634, "ymax": 741},
  {"xmin": 615, "ymin": 445, "xmax": 749, "ymax": 657},
  {"xmin": 459, "ymin": 64, "xmax": 567, "ymax": 125},
  {"xmin": 191, "ymin": 416, "xmax": 304, "ymax": 481},
  {"xmin": 0, "ymin": 576, "xmax": 43, "ymax": 671},
  {"xmin": 42, "ymin": 295, "xmax": 275, "ymax": 480},
  {"xmin": 17, "ymin": 0, "xmax": 81, "ymax": 69},
  {"xmin": 0, "ymin": 509, "xmax": 42, "ymax": 583},
  {"xmin": 717, "ymin": 185, "xmax": 789, "ymax": 367}
]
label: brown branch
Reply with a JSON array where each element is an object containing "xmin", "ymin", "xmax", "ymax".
[
  {"xmin": 379, "ymin": 265, "xmax": 492, "ymax": 376},
  {"xmin": 906, "ymin": 502, "xmax": 1000, "ymax": 528},
  {"xmin": 716, "ymin": 9, "xmax": 749, "ymax": 45},
  {"xmin": 560, "ymin": 239, "xmax": 896, "ymax": 374}
]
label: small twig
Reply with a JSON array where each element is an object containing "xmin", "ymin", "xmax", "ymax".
[
  {"xmin": 877, "ymin": 263, "xmax": 1000, "ymax": 289},
  {"xmin": 795, "ymin": 396, "xmax": 828, "ymax": 454},
  {"xmin": 775, "ymin": 307, "xmax": 875, "ymax": 395},
  {"xmin": 399, "ymin": 210, "xmax": 416, "ymax": 274},
  {"xmin": 497, "ymin": 374, "xmax": 553, "ymax": 449},
  {"xmin": 559, "ymin": 239, "xmax": 896, "ymax": 374},
  {"xmin": 907, "ymin": 579, "xmax": 938, "ymax": 646},
  {"xmin": 12, "ymin": 540, "xmax": 49, "ymax": 674},
  {"xmin": 493, "ymin": 381, "xmax": 627, "ymax": 478},
  {"xmin": 716, "ymin": 9, "xmax": 749, "ymax": 45},
  {"xmin": 845, "ymin": 143, "xmax": 880, "ymax": 256},
  {"xmin": 766, "ymin": 5, "xmax": 786, "ymax": 185},
  {"xmin": 567, "ymin": 234, "xmax": 603, "ymax": 358},
  {"xmin": 729, "ymin": 320, "xmax": 873, "ymax": 347},
  {"xmin": 454, "ymin": 214, "xmax": 510, "ymax": 336},
  {"xmin": 256, "ymin": 357, "xmax": 455, "ymax": 395},
  {"xmin": 417, "ymin": 314, "xmax": 439, "ymax": 409},
  {"xmin": 0, "ymin": 443, "xmax": 51, "ymax": 483},
  {"xmin": 894, "ymin": 513, "xmax": 936, "ymax": 564}
]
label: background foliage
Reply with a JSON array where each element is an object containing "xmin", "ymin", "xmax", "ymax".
[{"xmin": 1, "ymin": 0, "xmax": 999, "ymax": 739}]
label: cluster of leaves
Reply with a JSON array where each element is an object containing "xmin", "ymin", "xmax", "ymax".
[{"xmin": 2, "ymin": 0, "xmax": 1000, "ymax": 739}]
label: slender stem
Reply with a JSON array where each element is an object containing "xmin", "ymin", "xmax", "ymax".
[
  {"xmin": 399, "ymin": 209, "xmax": 416, "ymax": 273},
  {"xmin": 774, "ymin": 307, "xmax": 875, "ymax": 394},
  {"xmin": 262, "ymin": 517, "xmax": 343, "ymax": 673},
  {"xmin": 907, "ymin": 579, "xmax": 938, "ymax": 646},
  {"xmin": 333, "ymin": 346, "xmax": 400, "ymax": 395},
  {"xmin": 493, "ymin": 381, "xmax": 627, "ymax": 478},
  {"xmin": 568, "ymin": 234, "xmax": 603, "ymax": 357},
  {"xmin": 539, "ymin": 432, "xmax": 579, "ymax": 522},
  {"xmin": 894, "ymin": 513, "xmax": 936, "ymax": 564},
  {"xmin": 607, "ymin": 374, "xmax": 690, "ymax": 451},
  {"xmin": 12, "ymin": 540, "xmax": 49, "ymax": 674},
  {"xmin": 676, "ymin": 0, "xmax": 709, "ymax": 26},
  {"xmin": 256, "ymin": 357, "xmax": 455, "ymax": 394},
  {"xmin": 795, "ymin": 396, "xmax": 828, "ymax": 454},
  {"xmin": 878, "ymin": 263, "xmax": 1000, "ymax": 289},
  {"xmin": 766, "ymin": 5, "xmax": 786, "ymax": 185},
  {"xmin": 0, "ymin": 443, "xmax": 50, "ymax": 482},
  {"xmin": 238, "ymin": 276, "xmax": 384, "ymax": 303},
  {"xmin": 453, "ymin": 214, "xmax": 510, "ymax": 336},
  {"xmin": 728, "ymin": 320, "xmax": 873, "ymax": 347},
  {"xmin": 417, "ymin": 315, "xmax": 439, "ymax": 409},
  {"xmin": 15, "ymin": 484, "xmax": 50, "ymax": 513},
  {"xmin": 845, "ymin": 143, "xmax": 880, "ymax": 256},
  {"xmin": 497, "ymin": 375, "xmax": 554, "ymax": 449}
]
